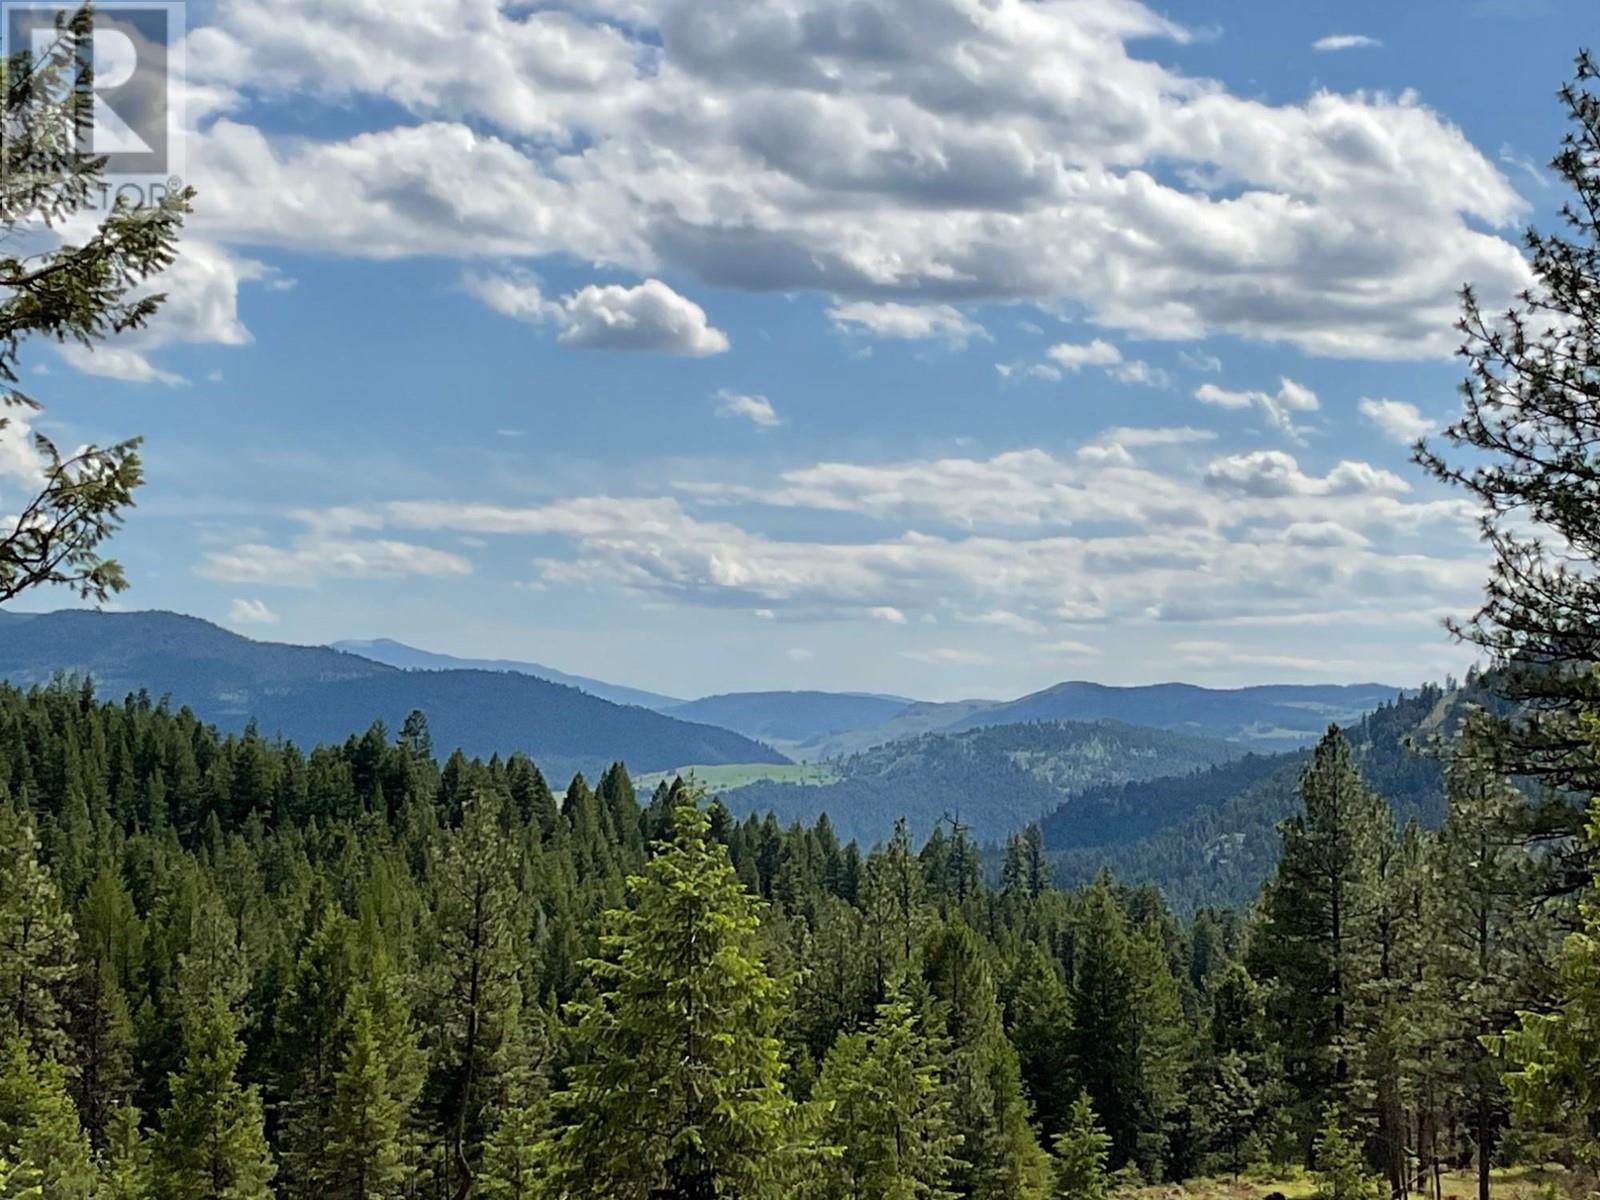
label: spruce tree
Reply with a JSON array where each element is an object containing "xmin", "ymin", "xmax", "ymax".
[
  {"xmin": 1049, "ymin": 1093, "xmax": 1110, "ymax": 1200},
  {"xmin": 1068, "ymin": 879, "xmax": 1141, "ymax": 1169},
  {"xmin": 542, "ymin": 795, "xmax": 806, "ymax": 1199},
  {"xmin": 813, "ymin": 980, "xmax": 962, "ymax": 1200},
  {"xmin": 0, "ymin": 803, "xmax": 77, "ymax": 1062},
  {"xmin": 152, "ymin": 990, "xmax": 275, "ymax": 1200},
  {"xmin": 0, "ymin": 1039, "xmax": 94, "ymax": 1200}
]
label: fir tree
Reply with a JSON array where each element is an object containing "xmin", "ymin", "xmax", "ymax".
[
  {"xmin": 0, "ymin": 803, "xmax": 76, "ymax": 1062},
  {"xmin": 542, "ymin": 795, "xmax": 806, "ymax": 1200},
  {"xmin": 1250, "ymin": 728, "xmax": 1393, "ymax": 1156},
  {"xmin": 0, "ymin": 1039, "xmax": 94, "ymax": 1200},
  {"xmin": 813, "ymin": 981, "xmax": 962, "ymax": 1200},
  {"xmin": 153, "ymin": 990, "xmax": 275, "ymax": 1200},
  {"xmin": 326, "ymin": 1005, "xmax": 410, "ymax": 1200},
  {"xmin": 1049, "ymin": 1093, "xmax": 1110, "ymax": 1200}
]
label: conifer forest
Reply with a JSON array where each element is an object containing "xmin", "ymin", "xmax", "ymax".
[{"xmin": 3, "ymin": 8, "xmax": 1600, "ymax": 1200}]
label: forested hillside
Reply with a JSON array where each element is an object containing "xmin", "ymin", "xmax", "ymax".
[
  {"xmin": 0, "ymin": 675, "xmax": 1591, "ymax": 1200},
  {"xmin": 719, "ymin": 719, "xmax": 1246, "ymax": 843},
  {"xmin": 1043, "ymin": 686, "xmax": 1459, "ymax": 910},
  {"xmin": 0, "ymin": 612, "xmax": 784, "ymax": 779}
]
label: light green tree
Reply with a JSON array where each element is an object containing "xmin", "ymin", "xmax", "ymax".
[
  {"xmin": 152, "ymin": 990, "xmax": 274, "ymax": 1200},
  {"xmin": 0, "ymin": 1039, "xmax": 93, "ymax": 1200},
  {"xmin": 1049, "ymin": 1093, "xmax": 1110, "ymax": 1200},
  {"xmin": 541, "ymin": 795, "xmax": 809, "ymax": 1199},
  {"xmin": 813, "ymin": 981, "xmax": 962, "ymax": 1200}
]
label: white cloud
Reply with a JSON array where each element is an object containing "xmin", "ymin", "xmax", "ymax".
[
  {"xmin": 1313, "ymin": 34, "xmax": 1382, "ymax": 52},
  {"xmin": 227, "ymin": 597, "xmax": 280, "ymax": 625},
  {"xmin": 1046, "ymin": 339, "xmax": 1123, "ymax": 371},
  {"xmin": 902, "ymin": 647, "xmax": 993, "ymax": 666},
  {"xmin": 716, "ymin": 391, "xmax": 781, "ymax": 427},
  {"xmin": 466, "ymin": 273, "xmax": 730, "ymax": 355},
  {"xmin": 870, "ymin": 606, "xmax": 908, "ymax": 624},
  {"xmin": 199, "ymin": 532, "xmax": 474, "ymax": 588},
  {"xmin": 1107, "ymin": 359, "xmax": 1173, "ymax": 388},
  {"xmin": 181, "ymin": 0, "xmax": 1531, "ymax": 362},
  {"xmin": 1203, "ymin": 449, "xmax": 1409, "ymax": 498},
  {"xmin": 787, "ymin": 647, "xmax": 814, "ymax": 662},
  {"xmin": 1196, "ymin": 377, "xmax": 1320, "ymax": 441},
  {"xmin": 1358, "ymin": 397, "xmax": 1435, "ymax": 443},
  {"xmin": 1045, "ymin": 639, "xmax": 1100, "ymax": 657},
  {"xmin": 1180, "ymin": 349, "xmax": 1223, "ymax": 372},
  {"xmin": 827, "ymin": 301, "xmax": 985, "ymax": 346}
]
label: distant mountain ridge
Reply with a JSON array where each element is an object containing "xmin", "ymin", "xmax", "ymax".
[
  {"xmin": 0, "ymin": 611, "xmax": 782, "ymax": 781},
  {"xmin": 716, "ymin": 719, "xmax": 1249, "ymax": 844},
  {"xmin": 332, "ymin": 638, "xmax": 682, "ymax": 710},
  {"xmin": 796, "ymin": 679, "xmax": 1402, "ymax": 759},
  {"xmin": 662, "ymin": 691, "xmax": 916, "ymax": 754}
]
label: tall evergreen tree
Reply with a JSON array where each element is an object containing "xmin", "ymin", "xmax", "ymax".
[
  {"xmin": 0, "ymin": 1039, "xmax": 93, "ymax": 1200},
  {"xmin": 153, "ymin": 990, "xmax": 275, "ymax": 1200},
  {"xmin": 1250, "ymin": 728, "xmax": 1393, "ymax": 1156},
  {"xmin": 542, "ymin": 795, "xmax": 807, "ymax": 1200},
  {"xmin": 813, "ymin": 981, "xmax": 962, "ymax": 1200},
  {"xmin": 0, "ymin": 803, "xmax": 76, "ymax": 1062},
  {"xmin": 1049, "ymin": 1094, "xmax": 1110, "ymax": 1200}
]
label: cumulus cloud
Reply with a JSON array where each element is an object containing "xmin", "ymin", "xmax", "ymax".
[
  {"xmin": 1203, "ymin": 449, "xmax": 1409, "ymax": 498},
  {"xmin": 1196, "ymin": 377, "xmax": 1321, "ymax": 441},
  {"xmin": 827, "ymin": 301, "xmax": 985, "ymax": 346},
  {"xmin": 716, "ymin": 391, "xmax": 780, "ymax": 427},
  {"xmin": 1359, "ymin": 397, "xmax": 1435, "ymax": 443},
  {"xmin": 180, "ymin": 0, "xmax": 1532, "ymax": 361},
  {"xmin": 227, "ymin": 598, "xmax": 280, "ymax": 625},
  {"xmin": 1313, "ymin": 34, "xmax": 1382, "ymax": 52},
  {"xmin": 466, "ymin": 273, "xmax": 729, "ymax": 355}
]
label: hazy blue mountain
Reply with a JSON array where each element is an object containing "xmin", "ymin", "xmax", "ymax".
[
  {"xmin": 662, "ymin": 691, "xmax": 917, "ymax": 753},
  {"xmin": 333, "ymin": 637, "xmax": 682, "ymax": 710},
  {"xmin": 940, "ymin": 680, "xmax": 1402, "ymax": 747},
  {"xmin": 716, "ymin": 719, "xmax": 1247, "ymax": 844},
  {"xmin": 0, "ymin": 611, "xmax": 783, "ymax": 781}
]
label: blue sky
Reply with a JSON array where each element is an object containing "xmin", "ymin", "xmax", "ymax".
[{"xmin": 3, "ymin": 0, "xmax": 1589, "ymax": 701}]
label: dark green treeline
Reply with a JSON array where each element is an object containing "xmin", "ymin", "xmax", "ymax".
[{"xmin": 0, "ymin": 679, "xmax": 1586, "ymax": 1198}]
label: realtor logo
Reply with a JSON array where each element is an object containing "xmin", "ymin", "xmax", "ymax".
[{"xmin": 2, "ymin": 2, "xmax": 184, "ymax": 191}]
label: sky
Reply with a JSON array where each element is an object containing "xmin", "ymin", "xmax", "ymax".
[{"xmin": 1, "ymin": 0, "xmax": 1591, "ymax": 702}]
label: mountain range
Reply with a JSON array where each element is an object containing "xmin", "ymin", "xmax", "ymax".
[{"xmin": 0, "ymin": 611, "xmax": 780, "ymax": 781}]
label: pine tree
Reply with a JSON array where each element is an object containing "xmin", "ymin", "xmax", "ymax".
[
  {"xmin": 542, "ymin": 795, "xmax": 806, "ymax": 1200},
  {"xmin": 0, "ymin": 1039, "xmax": 94, "ymax": 1200},
  {"xmin": 426, "ymin": 787, "xmax": 524, "ymax": 1195},
  {"xmin": 1250, "ymin": 728, "xmax": 1393, "ymax": 1156},
  {"xmin": 0, "ymin": 803, "xmax": 77, "ymax": 1061},
  {"xmin": 152, "ymin": 990, "xmax": 275, "ymax": 1200},
  {"xmin": 925, "ymin": 922, "xmax": 1049, "ymax": 1200},
  {"xmin": 813, "ymin": 981, "xmax": 962, "ymax": 1200},
  {"xmin": 326, "ymin": 1005, "xmax": 409, "ymax": 1200},
  {"xmin": 1414, "ymin": 53, "xmax": 1600, "ymax": 822},
  {"xmin": 96, "ymin": 1105, "xmax": 153, "ymax": 1200},
  {"xmin": 1500, "ymin": 795, "xmax": 1600, "ymax": 1183},
  {"xmin": 1049, "ymin": 1094, "xmax": 1110, "ymax": 1200}
]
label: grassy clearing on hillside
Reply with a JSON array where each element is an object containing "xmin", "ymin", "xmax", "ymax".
[
  {"xmin": 1117, "ymin": 1166, "xmax": 1586, "ymax": 1200},
  {"xmin": 635, "ymin": 762, "xmax": 840, "ymax": 792}
]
